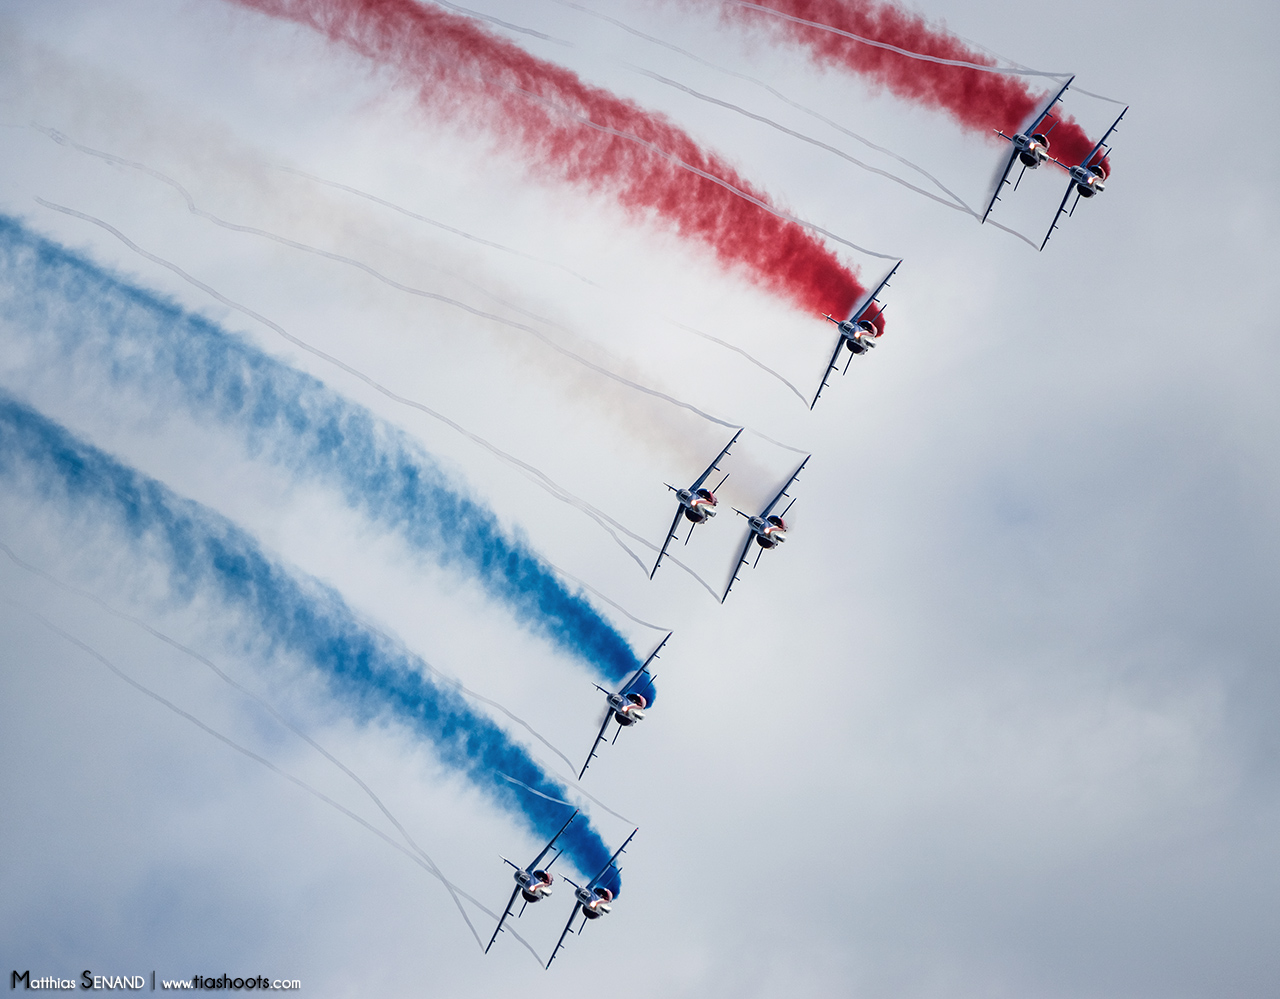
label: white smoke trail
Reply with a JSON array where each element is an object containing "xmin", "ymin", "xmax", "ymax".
[
  {"xmin": 33, "ymin": 126, "xmax": 745, "ymax": 431},
  {"xmin": 37, "ymin": 124, "xmax": 822, "ymax": 460},
  {"xmin": 32, "ymin": 197, "xmax": 724, "ymax": 595},
  {"xmin": 279, "ymin": 163, "xmax": 811, "ymax": 403}
]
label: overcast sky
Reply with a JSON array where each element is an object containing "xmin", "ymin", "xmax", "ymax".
[{"xmin": 2, "ymin": 0, "xmax": 1279, "ymax": 995}]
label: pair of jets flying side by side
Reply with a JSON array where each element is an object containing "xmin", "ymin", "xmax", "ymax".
[
  {"xmin": 649, "ymin": 429, "xmax": 812, "ymax": 602},
  {"xmin": 486, "ymin": 811, "xmax": 637, "ymax": 970},
  {"xmin": 983, "ymin": 75, "xmax": 1129, "ymax": 250}
]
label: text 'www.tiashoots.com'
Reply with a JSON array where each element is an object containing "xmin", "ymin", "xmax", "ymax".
[
  {"xmin": 161, "ymin": 977, "xmax": 299, "ymax": 990},
  {"xmin": 10, "ymin": 970, "xmax": 300, "ymax": 990}
]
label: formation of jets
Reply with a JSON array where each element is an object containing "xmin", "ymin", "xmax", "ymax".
[
  {"xmin": 982, "ymin": 76, "xmax": 1128, "ymax": 249},
  {"xmin": 485, "ymin": 809, "xmax": 639, "ymax": 971},
  {"xmin": 485, "ymin": 75, "xmax": 1126, "ymax": 971}
]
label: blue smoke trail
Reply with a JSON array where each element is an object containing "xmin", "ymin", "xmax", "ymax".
[
  {"xmin": 0, "ymin": 213, "xmax": 644, "ymax": 687},
  {"xmin": 0, "ymin": 389, "xmax": 618, "ymax": 885}
]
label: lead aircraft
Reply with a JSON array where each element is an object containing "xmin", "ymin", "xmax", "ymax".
[
  {"xmin": 546, "ymin": 828, "xmax": 638, "ymax": 969},
  {"xmin": 485, "ymin": 810, "xmax": 578, "ymax": 954},
  {"xmin": 722, "ymin": 456, "xmax": 810, "ymax": 602},
  {"xmin": 811, "ymin": 263, "xmax": 900, "ymax": 410},
  {"xmin": 578, "ymin": 633, "xmax": 670, "ymax": 780},
  {"xmin": 650, "ymin": 429, "xmax": 742, "ymax": 579},
  {"xmin": 1040, "ymin": 106, "xmax": 1128, "ymax": 250},
  {"xmin": 982, "ymin": 76, "xmax": 1075, "ymax": 223}
]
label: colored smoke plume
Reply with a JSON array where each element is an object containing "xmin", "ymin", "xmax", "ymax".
[
  {"xmin": 705, "ymin": 0, "xmax": 1103, "ymax": 169},
  {"xmin": 0, "ymin": 390, "xmax": 616, "ymax": 884},
  {"xmin": 0, "ymin": 214, "xmax": 641, "ymax": 685},
  {"xmin": 227, "ymin": 0, "xmax": 865, "ymax": 318}
]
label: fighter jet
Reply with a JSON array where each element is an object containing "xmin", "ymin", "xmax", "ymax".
[
  {"xmin": 485, "ymin": 810, "xmax": 578, "ymax": 954},
  {"xmin": 722, "ymin": 456, "xmax": 810, "ymax": 602},
  {"xmin": 650, "ymin": 430, "xmax": 741, "ymax": 579},
  {"xmin": 811, "ymin": 263, "xmax": 900, "ymax": 410},
  {"xmin": 577, "ymin": 634, "xmax": 669, "ymax": 780},
  {"xmin": 545, "ymin": 828, "xmax": 638, "ymax": 969},
  {"xmin": 1041, "ymin": 106, "xmax": 1128, "ymax": 250},
  {"xmin": 982, "ymin": 76, "xmax": 1075, "ymax": 223}
]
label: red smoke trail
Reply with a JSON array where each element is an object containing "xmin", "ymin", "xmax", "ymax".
[
  {"xmin": 702, "ymin": 0, "xmax": 1103, "ymax": 169},
  {"xmin": 226, "ymin": 0, "xmax": 866, "ymax": 318}
]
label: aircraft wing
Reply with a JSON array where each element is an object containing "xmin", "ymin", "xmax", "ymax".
[
  {"xmin": 590, "ymin": 827, "xmax": 639, "ymax": 886},
  {"xmin": 721, "ymin": 528, "xmax": 757, "ymax": 603},
  {"xmin": 689, "ymin": 429, "xmax": 742, "ymax": 491},
  {"xmin": 1040, "ymin": 179, "xmax": 1076, "ymax": 250},
  {"xmin": 981, "ymin": 145, "xmax": 1022, "ymax": 224},
  {"xmin": 629, "ymin": 632, "xmax": 670, "ymax": 683},
  {"xmin": 760, "ymin": 456, "xmax": 811, "ymax": 520},
  {"xmin": 618, "ymin": 630, "xmax": 670, "ymax": 697},
  {"xmin": 484, "ymin": 884, "xmax": 524, "ymax": 954},
  {"xmin": 528, "ymin": 809, "xmax": 579, "ymax": 872},
  {"xmin": 577, "ymin": 710, "xmax": 614, "ymax": 780},
  {"xmin": 809, "ymin": 333, "xmax": 846, "ymax": 410},
  {"xmin": 1030, "ymin": 75, "xmax": 1075, "ymax": 134},
  {"xmin": 649, "ymin": 504, "xmax": 685, "ymax": 579},
  {"xmin": 1081, "ymin": 106, "xmax": 1128, "ymax": 171},
  {"xmin": 846, "ymin": 260, "xmax": 901, "ymax": 323},
  {"xmin": 545, "ymin": 902, "xmax": 583, "ymax": 969}
]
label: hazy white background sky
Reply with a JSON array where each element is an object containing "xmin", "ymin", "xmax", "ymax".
[{"xmin": 2, "ymin": 0, "xmax": 1279, "ymax": 995}]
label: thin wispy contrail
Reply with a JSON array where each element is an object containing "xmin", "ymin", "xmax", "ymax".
[
  {"xmin": 230, "ymin": 0, "xmax": 876, "ymax": 318},
  {"xmin": 4, "ymin": 597, "xmax": 552, "ymax": 961},
  {"xmin": 0, "ymin": 539, "xmax": 636, "ymax": 826},
  {"xmin": 36, "ymin": 125, "xmax": 807, "ymax": 436},
  {"xmin": 280, "ymin": 163, "xmax": 809, "ymax": 403},
  {"xmin": 26, "ymin": 199, "xmax": 728, "ymax": 594},
  {"xmin": 725, "ymin": 1, "xmax": 1071, "ymax": 78},
  {"xmin": 33, "ymin": 128, "xmax": 744, "ymax": 433},
  {"xmin": 0, "ymin": 392, "xmax": 620, "ymax": 883},
  {"xmin": 503, "ymin": 81, "xmax": 900, "ymax": 263},
  {"xmin": 626, "ymin": 63, "xmax": 970, "ymax": 212},
  {"xmin": 17, "ymin": 206, "xmax": 670, "ymax": 650},
  {"xmin": 542, "ymin": 0, "xmax": 1050, "ymax": 248},
  {"xmin": 520, "ymin": 0, "xmax": 975, "ymax": 212}
]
